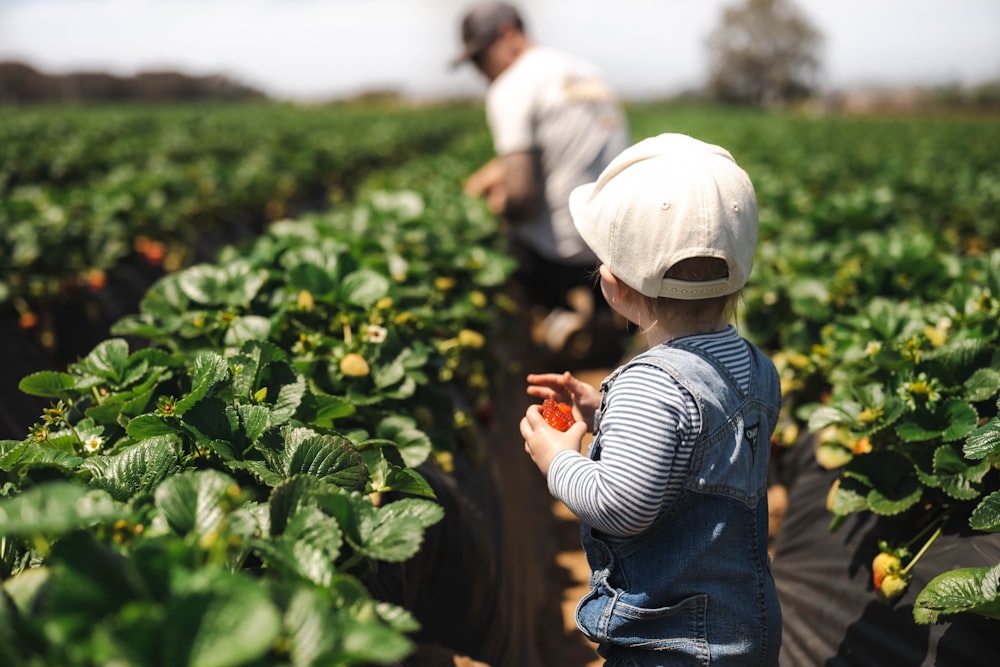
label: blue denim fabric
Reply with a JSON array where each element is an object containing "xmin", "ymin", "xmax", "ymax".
[{"xmin": 576, "ymin": 338, "xmax": 782, "ymax": 666}]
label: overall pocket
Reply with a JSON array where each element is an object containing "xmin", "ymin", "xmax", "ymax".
[{"xmin": 576, "ymin": 583, "xmax": 709, "ymax": 658}]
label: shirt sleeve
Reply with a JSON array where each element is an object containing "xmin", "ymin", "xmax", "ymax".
[
  {"xmin": 485, "ymin": 63, "xmax": 536, "ymax": 154},
  {"xmin": 546, "ymin": 363, "xmax": 701, "ymax": 537}
]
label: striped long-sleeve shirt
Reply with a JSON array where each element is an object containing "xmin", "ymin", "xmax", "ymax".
[{"xmin": 547, "ymin": 325, "xmax": 754, "ymax": 538}]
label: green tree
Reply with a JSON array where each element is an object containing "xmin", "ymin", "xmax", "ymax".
[{"xmin": 705, "ymin": 0, "xmax": 823, "ymax": 105}]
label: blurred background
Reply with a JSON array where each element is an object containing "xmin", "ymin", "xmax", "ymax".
[{"xmin": 1, "ymin": 0, "xmax": 999, "ymax": 110}]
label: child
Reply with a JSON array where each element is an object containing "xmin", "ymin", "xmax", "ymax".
[{"xmin": 520, "ymin": 133, "xmax": 782, "ymax": 666}]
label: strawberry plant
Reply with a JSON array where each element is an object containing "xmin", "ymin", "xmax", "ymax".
[
  {"xmin": 800, "ymin": 248, "xmax": 1000, "ymax": 622},
  {"xmin": 0, "ymin": 141, "xmax": 515, "ymax": 664}
]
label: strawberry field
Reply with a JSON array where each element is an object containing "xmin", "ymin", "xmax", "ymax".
[{"xmin": 1, "ymin": 101, "xmax": 999, "ymax": 666}]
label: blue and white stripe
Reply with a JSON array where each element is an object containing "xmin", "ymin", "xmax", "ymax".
[{"xmin": 547, "ymin": 326, "xmax": 753, "ymax": 537}]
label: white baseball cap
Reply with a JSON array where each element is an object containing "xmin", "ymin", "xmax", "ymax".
[{"xmin": 569, "ymin": 133, "xmax": 759, "ymax": 300}]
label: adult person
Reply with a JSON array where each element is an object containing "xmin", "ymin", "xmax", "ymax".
[{"xmin": 452, "ymin": 1, "xmax": 630, "ymax": 367}]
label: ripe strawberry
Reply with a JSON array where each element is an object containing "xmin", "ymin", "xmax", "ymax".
[{"xmin": 541, "ymin": 398, "xmax": 575, "ymax": 432}]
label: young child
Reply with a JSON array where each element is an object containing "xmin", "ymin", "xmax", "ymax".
[{"xmin": 520, "ymin": 133, "xmax": 782, "ymax": 666}]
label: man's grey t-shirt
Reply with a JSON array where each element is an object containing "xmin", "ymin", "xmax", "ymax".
[{"xmin": 486, "ymin": 46, "xmax": 629, "ymax": 266}]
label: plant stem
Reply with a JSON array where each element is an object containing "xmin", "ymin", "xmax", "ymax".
[{"xmin": 902, "ymin": 523, "xmax": 944, "ymax": 575}]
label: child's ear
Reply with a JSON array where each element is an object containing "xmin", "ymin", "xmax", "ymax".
[{"xmin": 598, "ymin": 264, "xmax": 623, "ymax": 304}]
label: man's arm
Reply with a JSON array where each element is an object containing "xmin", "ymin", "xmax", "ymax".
[
  {"xmin": 463, "ymin": 152, "xmax": 543, "ymax": 219},
  {"xmin": 499, "ymin": 150, "xmax": 543, "ymax": 220}
]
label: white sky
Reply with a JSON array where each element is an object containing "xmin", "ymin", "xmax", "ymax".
[{"xmin": 1, "ymin": 0, "xmax": 998, "ymax": 101}]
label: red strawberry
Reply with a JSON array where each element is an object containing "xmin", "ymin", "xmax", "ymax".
[{"xmin": 541, "ymin": 398, "xmax": 575, "ymax": 432}]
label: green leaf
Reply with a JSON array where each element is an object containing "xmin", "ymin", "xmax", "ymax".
[
  {"xmin": 154, "ymin": 470, "xmax": 237, "ymax": 539},
  {"xmin": 374, "ymin": 415, "xmax": 433, "ymax": 468},
  {"xmin": 162, "ymin": 570, "xmax": 281, "ymax": 667},
  {"xmin": 807, "ymin": 405, "xmax": 856, "ymax": 431},
  {"xmin": 81, "ymin": 437, "xmax": 181, "ymax": 502},
  {"xmin": 126, "ymin": 414, "xmax": 178, "ymax": 440},
  {"xmin": 174, "ymin": 352, "xmax": 230, "ymax": 416},
  {"xmin": 75, "ymin": 338, "xmax": 131, "ymax": 386},
  {"xmin": 223, "ymin": 315, "xmax": 272, "ymax": 347},
  {"xmin": 355, "ymin": 497, "xmax": 443, "ymax": 562},
  {"xmin": 896, "ymin": 399, "xmax": 978, "ymax": 443},
  {"xmin": 940, "ymin": 399, "xmax": 980, "ymax": 442},
  {"xmin": 236, "ymin": 404, "xmax": 270, "ymax": 444},
  {"xmin": 253, "ymin": 506, "xmax": 342, "ymax": 586},
  {"xmin": 307, "ymin": 392, "xmax": 355, "ymax": 428},
  {"xmin": 283, "ymin": 431, "xmax": 368, "ymax": 491},
  {"xmin": 843, "ymin": 450, "xmax": 922, "ymax": 516},
  {"xmin": 913, "ymin": 564, "xmax": 1000, "ymax": 624},
  {"xmin": 932, "ymin": 444, "xmax": 990, "ymax": 501},
  {"xmin": 339, "ymin": 269, "xmax": 390, "ymax": 307},
  {"xmin": 178, "ymin": 261, "xmax": 266, "ymax": 307},
  {"xmin": 970, "ymin": 491, "xmax": 1000, "ymax": 532},
  {"xmin": 17, "ymin": 371, "xmax": 76, "ymax": 398},
  {"xmin": 965, "ymin": 367, "xmax": 1000, "ymax": 402},
  {"xmin": 964, "ymin": 416, "xmax": 1000, "ymax": 460},
  {"xmin": 0, "ymin": 483, "xmax": 122, "ymax": 536}
]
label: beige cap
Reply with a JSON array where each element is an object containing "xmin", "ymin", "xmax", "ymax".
[{"xmin": 569, "ymin": 133, "xmax": 759, "ymax": 300}]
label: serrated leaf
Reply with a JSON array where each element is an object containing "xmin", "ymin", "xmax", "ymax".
[
  {"xmin": 0, "ymin": 483, "xmax": 121, "ymax": 536},
  {"xmin": 268, "ymin": 475, "xmax": 326, "ymax": 536},
  {"xmin": 308, "ymin": 392, "xmax": 355, "ymax": 428},
  {"xmin": 178, "ymin": 261, "xmax": 266, "ymax": 307},
  {"xmin": 154, "ymin": 469, "xmax": 236, "ymax": 538},
  {"xmin": 933, "ymin": 444, "xmax": 990, "ymax": 500},
  {"xmin": 965, "ymin": 367, "xmax": 1000, "ymax": 402},
  {"xmin": 174, "ymin": 352, "xmax": 230, "ymax": 416},
  {"xmin": 236, "ymin": 404, "xmax": 270, "ymax": 443},
  {"xmin": 126, "ymin": 414, "xmax": 178, "ymax": 440},
  {"xmin": 285, "ymin": 433, "xmax": 368, "ymax": 491},
  {"xmin": 940, "ymin": 399, "xmax": 980, "ymax": 442},
  {"xmin": 964, "ymin": 417, "xmax": 1000, "ymax": 460},
  {"xmin": 359, "ymin": 445, "xmax": 434, "ymax": 497},
  {"xmin": 374, "ymin": 415, "xmax": 433, "ymax": 469},
  {"xmin": 829, "ymin": 477, "xmax": 870, "ymax": 517},
  {"xmin": 339, "ymin": 269, "xmax": 390, "ymax": 307},
  {"xmin": 17, "ymin": 371, "xmax": 76, "ymax": 398},
  {"xmin": 844, "ymin": 450, "xmax": 922, "ymax": 516},
  {"xmin": 75, "ymin": 338, "xmax": 130, "ymax": 385},
  {"xmin": 357, "ymin": 498, "xmax": 443, "ymax": 562},
  {"xmin": 913, "ymin": 565, "xmax": 1000, "ymax": 624},
  {"xmin": 253, "ymin": 507, "xmax": 341, "ymax": 586},
  {"xmin": 280, "ymin": 587, "xmax": 339, "ymax": 665},
  {"xmin": 896, "ymin": 419, "xmax": 941, "ymax": 443},
  {"xmin": 970, "ymin": 491, "xmax": 1000, "ymax": 532},
  {"xmin": 807, "ymin": 405, "xmax": 856, "ymax": 431},
  {"xmin": 223, "ymin": 315, "xmax": 272, "ymax": 347},
  {"xmin": 162, "ymin": 570, "xmax": 281, "ymax": 667},
  {"xmin": 81, "ymin": 437, "xmax": 180, "ymax": 502}
]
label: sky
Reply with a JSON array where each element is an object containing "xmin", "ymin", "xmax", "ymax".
[{"xmin": 1, "ymin": 0, "xmax": 998, "ymax": 102}]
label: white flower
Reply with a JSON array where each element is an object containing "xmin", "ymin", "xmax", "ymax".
[
  {"xmin": 83, "ymin": 434, "xmax": 104, "ymax": 453},
  {"xmin": 364, "ymin": 324, "xmax": 388, "ymax": 344}
]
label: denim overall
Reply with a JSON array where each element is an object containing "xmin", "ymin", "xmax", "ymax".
[{"xmin": 576, "ymin": 338, "xmax": 782, "ymax": 666}]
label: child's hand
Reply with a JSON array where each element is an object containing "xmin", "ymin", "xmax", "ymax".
[
  {"xmin": 520, "ymin": 403, "xmax": 588, "ymax": 476},
  {"xmin": 526, "ymin": 371, "xmax": 600, "ymax": 430}
]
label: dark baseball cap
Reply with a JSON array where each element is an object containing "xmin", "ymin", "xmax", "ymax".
[{"xmin": 451, "ymin": 2, "xmax": 523, "ymax": 68}]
